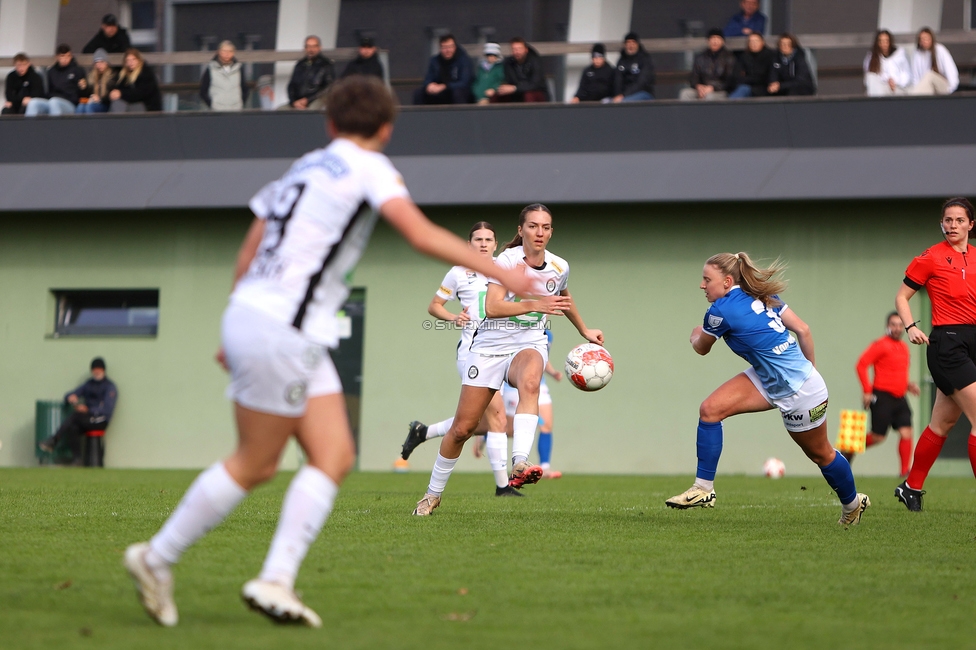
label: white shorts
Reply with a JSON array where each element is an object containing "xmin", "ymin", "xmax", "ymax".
[
  {"xmin": 222, "ymin": 303, "xmax": 342, "ymax": 417},
  {"xmin": 502, "ymin": 379, "xmax": 551, "ymax": 417},
  {"xmin": 462, "ymin": 345, "xmax": 548, "ymax": 390},
  {"xmin": 744, "ymin": 367, "xmax": 829, "ymax": 433}
]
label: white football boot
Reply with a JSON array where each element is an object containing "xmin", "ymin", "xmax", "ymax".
[
  {"xmin": 242, "ymin": 579, "xmax": 322, "ymax": 627},
  {"xmin": 123, "ymin": 542, "xmax": 178, "ymax": 627},
  {"xmin": 665, "ymin": 484, "xmax": 717, "ymax": 509}
]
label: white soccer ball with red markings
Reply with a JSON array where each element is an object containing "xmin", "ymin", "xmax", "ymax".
[
  {"xmin": 565, "ymin": 343, "xmax": 614, "ymax": 392},
  {"xmin": 763, "ymin": 457, "xmax": 786, "ymax": 479}
]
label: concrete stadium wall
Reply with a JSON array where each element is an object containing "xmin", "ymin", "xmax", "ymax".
[{"xmin": 0, "ymin": 199, "xmax": 937, "ymax": 477}]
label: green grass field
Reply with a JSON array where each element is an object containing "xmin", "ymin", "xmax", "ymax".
[{"xmin": 1, "ymin": 468, "xmax": 974, "ymax": 650}]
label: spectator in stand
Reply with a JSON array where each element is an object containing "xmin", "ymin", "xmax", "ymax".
[
  {"xmin": 109, "ymin": 48, "xmax": 162, "ymax": 112},
  {"xmin": 341, "ymin": 36, "xmax": 385, "ymax": 80},
  {"xmin": 909, "ymin": 27, "xmax": 958, "ymax": 95},
  {"xmin": 83, "ymin": 13, "xmax": 132, "ymax": 55},
  {"xmin": 613, "ymin": 33, "xmax": 655, "ymax": 102},
  {"xmin": 767, "ymin": 33, "xmax": 816, "ymax": 96},
  {"xmin": 285, "ymin": 36, "xmax": 335, "ymax": 110},
  {"xmin": 723, "ymin": 0, "xmax": 767, "ymax": 37},
  {"xmin": 414, "ymin": 34, "xmax": 473, "ymax": 105},
  {"xmin": 77, "ymin": 48, "xmax": 115, "ymax": 114},
  {"xmin": 848, "ymin": 312, "xmax": 920, "ymax": 476},
  {"xmin": 200, "ymin": 41, "xmax": 248, "ymax": 111},
  {"xmin": 3, "ymin": 53, "xmax": 44, "ymax": 115},
  {"xmin": 679, "ymin": 29, "xmax": 736, "ymax": 101},
  {"xmin": 39, "ymin": 357, "xmax": 118, "ymax": 467},
  {"xmin": 25, "ymin": 44, "xmax": 86, "ymax": 117},
  {"xmin": 472, "ymin": 42, "xmax": 505, "ymax": 104},
  {"xmin": 864, "ymin": 29, "xmax": 910, "ymax": 96},
  {"xmin": 572, "ymin": 43, "xmax": 616, "ymax": 103},
  {"xmin": 730, "ymin": 32, "xmax": 774, "ymax": 98},
  {"xmin": 492, "ymin": 37, "xmax": 549, "ymax": 103}
]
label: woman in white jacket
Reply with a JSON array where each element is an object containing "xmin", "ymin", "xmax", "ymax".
[
  {"xmin": 910, "ymin": 27, "xmax": 958, "ymax": 95},
  {"xmin": 864, "ymin": 30, "xmax": 910, "ymax": 96}
]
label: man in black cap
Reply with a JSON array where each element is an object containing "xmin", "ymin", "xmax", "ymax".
[
  {"xmin": 340, "ymin": 36, "xmax": 385, "ymax": 80},
  {"xmin": 83, "ymin": 14, "xmax": 132, "ymax": 54},
  {"xmin": 613, "ymin": 32, "xmax": 655, "ymax": 102},
  {"xmin": 679, "ymin": 28, "xmax": 737, "ymax": 100},
  {"xmin": 40, "ymin": 357, "xmax": 119, "ymax": 467},
  {"xmin": 572, "ymin": 43, "xmax": 616, "ymax": 103}
]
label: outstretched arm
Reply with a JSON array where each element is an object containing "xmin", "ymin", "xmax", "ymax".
[{"xmin": 559, "ymin": 289, "xmax": 603, "ymax": 345}]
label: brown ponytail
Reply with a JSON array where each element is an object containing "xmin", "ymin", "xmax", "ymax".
[
  {"xmin": 504, "ymin": 203, "xmax": 552, "ymax": 249},
  {"xmin": 705, "ymin": 252, "xmax": 787, "ymax": 308}
]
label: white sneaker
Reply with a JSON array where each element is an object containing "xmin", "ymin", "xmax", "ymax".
[
  {"xmin": 665, "ymin": 484, "xmax": 717, "ymax": 509},
  {"xmin": 241, "ymin": 579, "xmax": 322, "ymax": 628},
  {"xmin": 123, "ymin": 543, "xmax": 178, "ymax": 627},
  {"xmin": 838, "ymin": 493, "xmax": 871, "ymax": 528}
]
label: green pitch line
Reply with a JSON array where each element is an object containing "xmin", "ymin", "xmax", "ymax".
[{"xmin": 0, "ymin": 469, "xmax": 973, "ymax": 649}]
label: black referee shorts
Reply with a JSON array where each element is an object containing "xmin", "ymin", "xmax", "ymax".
[
  {"xmin": 869, "ymin": 390, "xmax": 912, "ymax": 435},
  {"xmin": 927, "ymin": 325, "xmax": 976, "ymax": 395}
]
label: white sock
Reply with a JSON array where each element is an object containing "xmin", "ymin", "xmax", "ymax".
[
  {"xmin": 694, "ymin": 479, "xmax": 715, "ymax": 492},
  {"xmin": 427, "ymin": 454, "xmax": 459, "ymax": 495},
  {"xmin": 426, "ymin": 418, "xmax": 453, "ymax": 439},
  {"xmin": 511, "ymin": 413, "xmax": 537, "ymax": 465},
  {"xmin": 259, "ymin": 466, "xmax": 339, "ymax": 590},
  {"xmin": 485, "ymin": 431, "xmax": 509, "ymax": 488},
  {"xmin": 842, "ymin": 496, "xmax": 860, "ymax": 513},
  {"xmin": 149, "ymin": 462, "xmax": 248, "ymax": 565}
]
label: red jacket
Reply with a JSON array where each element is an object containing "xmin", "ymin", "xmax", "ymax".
[{"xmin": 856, "ymin": 335, "xmax": 910, "ymax": 398}]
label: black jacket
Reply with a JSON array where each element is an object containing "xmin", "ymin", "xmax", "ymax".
[
  {"xmin": 83, "ymin": 27, "xmax": 132, "ymax": 54},
  {"xmin": 614, "ymin": 46, "xmax": 656, "ymax": 97},
  {"xmin": 65, "ymin": 377, "xmax": 119, "ymax": 424},
  {"xmin": 689, "ymin": 47, "xmax": 737, "ymax": 91},
  {"xmin": 421, "ymin": 46, "xmax": 473, "ymax": 92},
  {"xmin": 502, "ymin": 45, "xmax": 548, "ymax": 96},
  {"xmin": 341, "ymin": 54, "xmax": 384, "ymax": 80},
  {"xmin": 734, "ymin": 47, "xmax": 775, "ymax": 96},
  {"xmin": 47, "ymin": 57, "xmax": 87, "ymax": 105},
  {"xmin": 288, "ymin": 54, "xmax": 335, "ymax": 104},
  {"xmin": 575, "ymin": 62, "xmax": 616, "ymax": 101},
  {"xmin": 768, "ymin": 49, "xmax": 815, "ymax": 96},
  {"xmin": 116, "ymin": 66, "xmax": 162, "ymax": 111},
  {"xmin": 4, "ymin": 67, "xmax": 46, "ymax": 113}
]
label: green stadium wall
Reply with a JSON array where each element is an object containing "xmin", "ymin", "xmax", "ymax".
[{"xmin": 0, "ymin": 200, "xmax": 939, "ymax": 476}]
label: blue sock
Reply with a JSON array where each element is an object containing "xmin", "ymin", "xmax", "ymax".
[
  {"xmin": 537, "ymin": 432, "xmax": 553, "ymax": 466},
  {"xmin": 820, "ymin": 451, "xmax": 857, "ymax": 504},
  {"xmin": 696, "ymin": 420, "xmax": 723, "ymax": 481}
]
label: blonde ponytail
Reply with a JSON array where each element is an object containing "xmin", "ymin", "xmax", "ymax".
[{"xmin": 705, "ymin": 251, "xmax": 787, "ymax": 308}]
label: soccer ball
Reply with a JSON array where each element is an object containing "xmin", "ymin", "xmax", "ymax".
[
  {"xmin": 763, "ymin": 457, "xmax": 786, "ymax": 479},
  {"xmin": 565, "ymin": 343, "xmax": 614, "ymax": 391}
]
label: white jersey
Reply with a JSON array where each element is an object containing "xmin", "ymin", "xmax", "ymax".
[
  {"xmin": 471, "ymin": 246, "xmax": 569, "ymax": 354},
  {"xmin": 232, "ymin": 138, "xmax": 409, "ymax": 347},
  {"xmin": 435, "ymin": 266, "xmax": 489, "ymax": 357}
]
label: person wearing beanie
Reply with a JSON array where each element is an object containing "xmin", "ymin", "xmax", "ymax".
[
  {"xmin": 341, "ymin": 36, "xmax": 385, "ymax": 80},
  {"xmin": 472, "ymin": 42, "xmax": 505, "ymax": 103},
  {"xmin": 612, "ymin": 32, "xmax": 655, "ymax": 102},
  {"xmin": 39, "ymin": 357, "xmax": 119, "ymax": 467},
  {"xmin": 679, "ymin": 29, "xmax": 736, "ymax": 101},
  {"xmin": 572, "ymin": 43, "xmax": 616, "ymax": 103},
  {"xmin": 83, "ymin": 13, "xmax": 132, "ymax": 54},
  {"xmin": 78, "ymin": 48, "xmax": 116, "ymax": 113}
]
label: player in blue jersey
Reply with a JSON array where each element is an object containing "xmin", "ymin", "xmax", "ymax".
[{"xmin": 665, "ymin": 252, "xmax": 870, "ymax": 527}]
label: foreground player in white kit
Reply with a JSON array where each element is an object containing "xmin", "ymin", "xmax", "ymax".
[
  {"xmin": 400, "ymin": 222, "xmax": 522, "ymax": 496},
  {"xmin": 122, "ymin": 76, "xmax": 532, "ymax": 627},
  {"xmin": 413, "ymin": 204, "xmax": 603, "ymax": 515}
]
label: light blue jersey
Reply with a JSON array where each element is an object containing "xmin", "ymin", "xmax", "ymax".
[{"xmin": 701, "ymin": 286, "xmax": 812, "ymax": 400}]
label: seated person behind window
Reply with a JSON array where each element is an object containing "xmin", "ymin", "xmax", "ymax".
[
  {"xmin": 83, "ymin": 13, "xmax": 132, "ymax": 54},
  {"xmin": 679, "ymin": 29, "xmax": 736, "ymax": 101},
  {"xmin": 572, "ymin": 43, "xmax": 616, "ymax": 103},
  {"xmin": 863, "ymin": 29, "xmax": 910, "ymax": 96},
  {"xmin": 909, "ymin": 27, "xmax": 958, "ymax": 95},
  {"xmin": 767, "ymin": 33, "xmax": 815, "ymax": 96},
  {"xmin": 3, "ymin": 52, "xmax": 45, "ymax": 115},
  {"xmin": 414, "ymin": 34, "xmax": 473, "ymax": 105},
  {"xmin": 40, "ymin": 358, "xmax": 118, "ymax": 465},
  {"xmin": 200, "ymin": 40, "xmax": 248, "ymax": 111},
  {"xmin": 77, "ymin": 48, "xmax": 115, "ymax": 114},
  {"xmin": 730, "ymin": 33, "xmax": 774, "ymax": 99},
  {"xmin": 472, "ymin": 42, "xmax": 505, "ymax": 104},
  {"xmin": 25, "ymin": 44, "xmax": 86, "ymax": 117},
  {"xmin": 723, "ymin": 0, "xmax": 767, "ymax": 37},
  {"xmin": 341, "ymin": 36, "xmax": 385, "ymax": 80},
  {"xmin": 613, "ymin": 32, "xmax": 655, "ymax": 102},
  {"xmin": 110, "ymin": 48, "xmax": 162, "ymax": 112},
  {"xmin": 284, "ymin": 35, "xmax": 335, "ymax": 110},
  {"xmin": 492, "ymin": 37, "xmax": 549, "ymax": 103}
]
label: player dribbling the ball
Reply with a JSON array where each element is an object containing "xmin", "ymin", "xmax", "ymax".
[
  {"xmin": 413, "ymin": 204, "xmax": 603, "ymax": 515},
  {"xmin": 666, "ymin": 252, "xmax": 870, "ymax": 527},
  {"xmin": 122, "ymin": 76, "xmax": 533, "ymax": 628}
]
